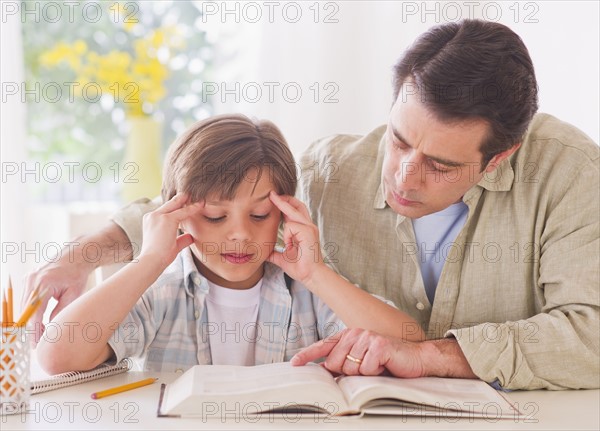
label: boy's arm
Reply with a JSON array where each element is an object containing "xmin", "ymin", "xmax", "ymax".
[
  {"xmin": 36, "ymin": 194, "xmax": 202, "ymax": 374},
  {"xmin": 36, "ymin": 255, "xmax": 167, "ymax": 373},
  {"xmin": 268, "ymin": 192, "xmax": 425, "ymax": 342},
  {"xmin": 24, "ymin": 197, "xmax": 161, "ymax": 347},
  {"xmin": 304, "ymin": 264, "xmax": 425, "ymax": 341}
]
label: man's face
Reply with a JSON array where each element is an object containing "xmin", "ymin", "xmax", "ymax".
[{"xmin": 381, "ymin": 87, "xmax": 491, "ymax": 219}]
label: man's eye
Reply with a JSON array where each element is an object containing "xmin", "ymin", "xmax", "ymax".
[
  {"xmin": 204, "ymin": 216, "xmax": 225, "ymax": 223},
  {"xmin": 430, "ymin": 161, "xmax": 450, "ymax": 173},
  {"xmin": 392, "ymin": 140, "xmax": 407, "ymax": 151}
]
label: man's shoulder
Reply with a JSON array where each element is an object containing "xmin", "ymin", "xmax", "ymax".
[
  {"xmin": 297, "ymin": 125, "xmax": 387, "ymax": 194},
  {"xmin": 522, "ymin": 113, "xmax": 599, "ymax": 165},
  {"xmin": 299, "ymin": 125, "xmax": 387, "ymax": 167}
]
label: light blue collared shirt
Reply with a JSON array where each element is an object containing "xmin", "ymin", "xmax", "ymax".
[{"xmin": 412, "ymin": 202, "xmax": 469, "ymax": 305}]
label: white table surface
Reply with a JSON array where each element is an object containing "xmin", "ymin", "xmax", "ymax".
[{"xmin": 1, "ymin": 371, "xmax": 598, "ymax": 430}]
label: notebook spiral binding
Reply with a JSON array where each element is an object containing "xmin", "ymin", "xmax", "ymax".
[{"xmin": 30, "ymin": 358, "xmax": 133, "ymax": 394}]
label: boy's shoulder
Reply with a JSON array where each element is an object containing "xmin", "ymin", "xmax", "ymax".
[
  {"xmin": 150, "ymin": 248, "xmax": 199, "ymax": 296},
  {"xmin": 261, "ymin": 263, "xmax": 310, "ymax": 298}
]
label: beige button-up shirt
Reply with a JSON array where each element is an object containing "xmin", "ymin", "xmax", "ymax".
[
  {"xmin": 296, "ymin": 113, "xmax": 599, "ymax": 390},
  {"xmin": 113, "ymin": 113, "xmax": 599, "ymax": 390}
]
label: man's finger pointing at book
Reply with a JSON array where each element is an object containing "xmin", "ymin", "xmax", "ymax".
[{"xmin": 290, "ymin": 332, "xmax": 341, "ymax": 366}]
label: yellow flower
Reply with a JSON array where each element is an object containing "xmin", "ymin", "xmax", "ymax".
[
  {"xmin": 39, "ymin": 40, "xmax": 87, "ymax": 71},
  {"xmin": 150, "ymin": 30, "xmax": 165, "ymax": 49},
  {"xmin": 40, "ymin": 26, "xmax": 178, "ymax": 116}
]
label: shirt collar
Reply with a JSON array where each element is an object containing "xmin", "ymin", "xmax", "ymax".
[
  {"xmin": 374, "ymin": 181, "xmax": 388, "ymax": 209},
  {"xmin": 180, "ymin": 247, "xmax": 206, "ymax": 297},
  {"xmin": 374, "ymin": 132, "xmax": 389, "ymax": 210},
  {"xmin": 474, "ymin": 156, "xmax": 515, "ymax": 192}
]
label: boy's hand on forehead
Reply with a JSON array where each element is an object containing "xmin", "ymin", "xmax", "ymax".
[
  {"xmin": 268, "ymin": 192, "xmax": 325, "ymax": 288},
  {"xmin": 139, "ymin": 193, "xmax": 204, "ymax": 268}
]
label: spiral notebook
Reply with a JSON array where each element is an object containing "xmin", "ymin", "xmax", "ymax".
[{"xmin": 30, "ymin": 358, "xmax": 132, "ymax": 394}]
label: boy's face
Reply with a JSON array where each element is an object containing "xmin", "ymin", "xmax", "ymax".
[{"xmin": 180, "ymin": 168, "xmax": 281, "ymax": 289}]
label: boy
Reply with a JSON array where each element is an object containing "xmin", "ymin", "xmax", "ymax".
[{"xmin": 37, "ymin": 114, "xmax": 423, "ymax": 373}]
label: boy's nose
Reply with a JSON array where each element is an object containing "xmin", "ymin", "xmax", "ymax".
[{"xmin": 226, "ymin": 221, "xmax": 251, "ymax": 242}]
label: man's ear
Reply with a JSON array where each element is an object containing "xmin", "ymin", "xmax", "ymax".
[{"xmin": 484, "ymin": 143, "xmax": 522, "ymax": 173}]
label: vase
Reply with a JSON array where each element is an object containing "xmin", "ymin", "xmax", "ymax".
[{"xmin": 121, "ymin": 116, "xmax": 163, "ymax": 204}]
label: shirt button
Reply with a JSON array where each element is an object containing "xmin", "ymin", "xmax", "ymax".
[
  {"xmin": 175, "ymin": 368, "xmax": 184, "ymax": 373},
  {"xmin": 194, "ymin": 310, "xmax": 200, "ymax": 319},
  {"xmin": 416, "ymin": 302, "xmax": 425, "ymax": 310}
]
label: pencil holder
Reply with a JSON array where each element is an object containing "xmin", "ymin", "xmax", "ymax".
[{"xmin": 0, "ymin": 326, "xmax": 31, "ymax": 415}]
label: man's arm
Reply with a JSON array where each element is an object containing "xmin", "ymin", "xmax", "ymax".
[
  {"xmin": 24, "ymin": 197, "xmax": 160, "ymax": 346},
  {"xmin": 24, "ymin": 221, "xmax": 133, "ymax": 345}
]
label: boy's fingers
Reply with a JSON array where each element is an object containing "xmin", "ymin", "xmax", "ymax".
[
  {"xmin": 278, "ymin": 194, "xmax": 311, "ymax": 220},
  {"xmin": 157, "ymin": 193, "xmax": 189, "ymax": 213},
  {"xmin": 171, "ymin": 201, "xmax": 205, "ymax": 221},
  {"xmin": 270, "ymin": 192, "xmax": 308, "ymax": 224}
]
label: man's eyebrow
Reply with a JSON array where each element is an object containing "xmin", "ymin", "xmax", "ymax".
[
  {"xmin": 206, "ymin": 192, "xmax": 271, "ymax": 206},
  {"xmin": 391, "ymin": 125, "xmax": 465, "ymax": 168}
]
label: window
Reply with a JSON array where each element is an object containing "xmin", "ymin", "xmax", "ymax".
[{"xmin": 22, "ymin": 1, "xmax": 215, "ymax": 204}]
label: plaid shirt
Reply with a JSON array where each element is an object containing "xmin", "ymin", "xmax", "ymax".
[{"xmin": 109, "ymin": 248, "xmax": 346, "ymax": 372}]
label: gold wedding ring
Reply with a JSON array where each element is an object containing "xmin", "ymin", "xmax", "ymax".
[{"xmin": 345, "ymin": 354, "xmax": 363, "ymax": 364}]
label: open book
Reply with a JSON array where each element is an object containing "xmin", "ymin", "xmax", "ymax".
[
  {"xmin": 31, "ymin": 358, "xmax": 132, "ymax": 394},
  {"xmin": 157, "ymin": 362, "xmax": 521, "ymax": 419}
]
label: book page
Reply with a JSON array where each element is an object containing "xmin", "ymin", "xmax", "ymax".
[
  {"xmin": 160, "ymin": 362, "xmax": 351, "ymax": 417},
  {"xmin": 338, "ymin": 376, "xmax": 520, "ymax": 418}
]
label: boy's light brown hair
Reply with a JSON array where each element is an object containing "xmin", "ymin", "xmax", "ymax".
[{"xmin": 162, "ymin": 114, "xmax": 297, "ymax": 202}]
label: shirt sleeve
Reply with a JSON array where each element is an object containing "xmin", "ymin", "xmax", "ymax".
[
  {"xmin": 447, "ymin": 159, "xmax": 599, "ymax": 390},
  {"xmin": 107, "ymin": 287, "xmax": 160, "ymax": 365},
  {"xmin": 109, "ymin": 196, "xmax": 162, "ymax": 258}
]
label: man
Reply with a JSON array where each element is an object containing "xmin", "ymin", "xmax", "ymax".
[{"xmin": 25, "ymin": 20, "xmax": 599, "ymax": 390}]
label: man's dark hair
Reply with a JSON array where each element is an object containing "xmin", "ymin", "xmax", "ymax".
[{"xmin": 392, "ymin": 19, "xmax": 539, "ymax": 166}]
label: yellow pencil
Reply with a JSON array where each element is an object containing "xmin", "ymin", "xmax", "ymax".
[
  {"xmin": 7, "ymin": 277, "xmax": 13, "ymax": 324},
  {"xmin": 15, "ymin": 297, "xmax": 42, "ymax": 327},
  {"xmin": 1, "ymin": 290, "xmax": 7, "ymax": 325},
  {"xmin": 91, "ymin": 377, "xmax": 158, "ymax": 399}
]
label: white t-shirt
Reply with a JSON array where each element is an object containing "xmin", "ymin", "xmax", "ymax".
[{"xmin": 205, "ymin": 279, "xmax": 263, "ymax": 366}]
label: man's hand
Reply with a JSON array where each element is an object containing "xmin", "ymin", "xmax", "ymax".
[
  {"xmin": 23, "ymin": 258, "xmax": 93, "ymax": 346},
  {"xmin": 291, "ymin": 328, "xmax": 424, "ymax": 377},
  {"xmin": 22, "ymin": 220, "xmax": 137, "ymax": 346},
  {"xmin": 291, "ymin": 328, "xmax": 477, "ymax": 379}
]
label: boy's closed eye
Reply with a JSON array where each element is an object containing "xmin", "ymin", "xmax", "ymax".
[{"xmin": 203, "ymin": 212, "xmax": 273, "ymax": 223}]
